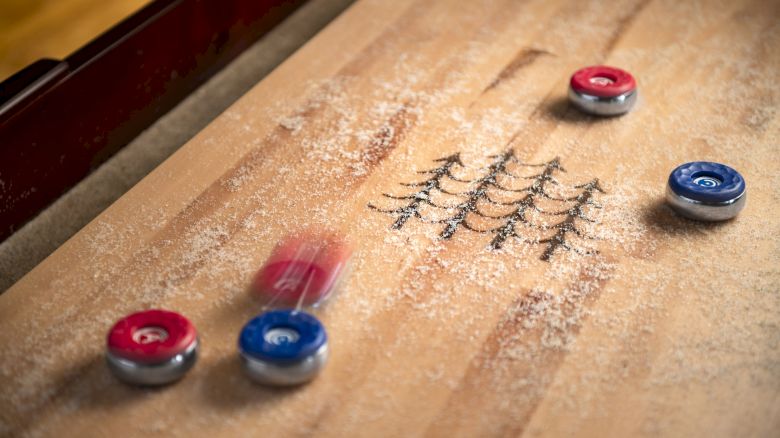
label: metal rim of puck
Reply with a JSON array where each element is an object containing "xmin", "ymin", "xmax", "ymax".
[
  {"xmin": 106, "ymin": 309, "xmax": 199, "ymax": 385},
  {"xmin": 238, "ymin": 309, "xmax": 328, "ymax": 386},
  {"xmin": 568, "ymin": 65, "xmax": 637, "ymax": 116},
  {"xmin": 666, "ymin": 161, "xmax": 746, "ymax": 221}
]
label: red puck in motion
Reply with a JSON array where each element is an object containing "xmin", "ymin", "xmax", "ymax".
[
  {"xmin": 106, "ymin": 309, "xmax": 199, "ymax": 385},
  {"xmin": 568, "ymin": 65, "xmax": 637, "ymax": 116},
  {"xmin": 253, "ymin": 231, "xmax": 352, "ymax": 307}
]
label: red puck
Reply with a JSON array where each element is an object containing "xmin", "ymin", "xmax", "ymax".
[
  {"xmin": 107, "ymin": 309, "xmax": 197, "ymax": 364},
  {"xmin": 253, "ymin": 231, "xmax": 351, "ymax": 307},
  {"xmin": 570, "ymin": 65, "xmax": 636, "ymax": 98}
]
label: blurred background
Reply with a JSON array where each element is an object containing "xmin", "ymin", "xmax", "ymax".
[
  {"xmin": 0, "ymin": 0, "xmax": 149, "ymax": 81},
  {"xmin": 0, "ymin": 0, "xmax": 353, "ymax": 291}
]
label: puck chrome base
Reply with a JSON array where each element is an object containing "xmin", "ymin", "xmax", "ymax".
[
  {"xmin": 240, "ymin": 344, "xmax": 328, "ymax": 386},
  {"xmin": 665, "ymin": 186, "xmax": 746, "ymax": 222},
  {"xmin": 568, "ymin": 88, "xmax": 637, "ymax": 116},
  {"xmin": 239, "ymin": 309, "xmax": 328, "ymax": 386},
  {"xmin": 106, "ymin": 340, "xmax": 199, "ymax": 386}
]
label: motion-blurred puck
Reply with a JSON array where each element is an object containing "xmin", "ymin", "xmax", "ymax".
[
  {"xmin": 568, "ymin": 65, "xmax": 637, "ymax": 116},
  {"xmin": 666, "ymin": 161, "xmax": 746, "ymax": 221},
  {"xmin": 238, "ymin": 309, "xmax": 328, "ymax": 386},
  {"xmin": 106, "ymin": 309, "xmax": 198, "ymax": 386},
  {"xmin": 253, "ymin": 231, "xmax": 351, "ymax": 307}
]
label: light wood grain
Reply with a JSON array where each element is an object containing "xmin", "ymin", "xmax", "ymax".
[
  {"xmin": 0, "ymin": 0, "xmax": 148, "ymax": 81},
  {"xmin": 1, "ymin": 0, "xmax": 779, "ymax": 436}
]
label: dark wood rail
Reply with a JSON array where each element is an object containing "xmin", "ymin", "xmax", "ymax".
[{"xmin": 0, "ymin": 0, "xmax": 305, "ymax": 242}]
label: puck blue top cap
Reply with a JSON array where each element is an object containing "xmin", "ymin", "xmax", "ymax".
[
  {"xmin": 668, "ymin": 161, "xmax": 745, "ymax": 203},
  {"xmin": 239, "ymin": 310, "xmax": 327, "ymax": 365}
]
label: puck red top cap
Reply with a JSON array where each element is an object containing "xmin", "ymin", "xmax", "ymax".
[
  {"xmin": 570, "ymin": 65, "xmax": 636, "ymax": 97},
  {"xmin": 253, "ymin": 231, "xmax": 351, "ymax": 307},
  {"xmin": 255, "ymin": 260, "xmax": 332, "ymax": 306},
  {"xmin": 107, "ymin": 309, "xmax": 197, "ymax": 364}
]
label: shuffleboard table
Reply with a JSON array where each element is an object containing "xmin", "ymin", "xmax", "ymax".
[{"xmin": 1, "ymin": 0, "xmax": 778, "ymax": 436}]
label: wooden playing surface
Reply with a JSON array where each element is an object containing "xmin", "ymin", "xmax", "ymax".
[{"xmin": 1, "ymin": 0, "xmax": 779, "ymax": 436}]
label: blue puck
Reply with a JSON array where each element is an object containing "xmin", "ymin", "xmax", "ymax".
[
  {"xmin": 668, "ymin": 161, "xmax": 745, "ymax": 203},
  {"xmin": 666, "ymin": 161, "xmax": 746, "ymax": 221},
  {"xmin": 238, "ymin": 310, "xmax": 329, "ymax": 385}
]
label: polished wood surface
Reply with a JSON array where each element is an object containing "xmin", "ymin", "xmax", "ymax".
[{"xmin": 1, "ymin": 0, "xmax": 778, "ymax": 436}]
